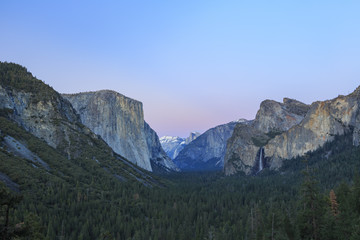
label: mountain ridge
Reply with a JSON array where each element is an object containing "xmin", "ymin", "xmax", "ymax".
[
  {"xmin": 63, "ymin": 90, "xmax": 178, "ymax": 172},
  {"xmin": 174, "ymin": 121, "xmax": 238, "ymax": 171},
  {"xmin": 0, "ymin": 62, "xmax": 163, "ymax": 186},
  {"xmin": 159, "ymin": 132, "xmax": 201, "ymax": 160},
  {"xmin": 224, "ymin": 86, "xmax": 360, "ymax": 175}
]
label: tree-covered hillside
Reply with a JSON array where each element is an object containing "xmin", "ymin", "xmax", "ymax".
[
  {"xmin": 1, "ymin": 62, "xmax": 360, "ymax": 239},
  {"xmin": 1, "ymin": 128, "xmax": 360, "ymax": 239},
  {"xmin": 0, "ymin": 63, "xmax": 59, "ymax": 103}
]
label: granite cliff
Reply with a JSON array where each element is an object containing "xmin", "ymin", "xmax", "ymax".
[
  {"xmin": 265, "ymin": 88, "xmax": 360, "ymax": 170},
  {"xmin": 174, "ymin": 121, "xmax": 238, "ymax": 171},
  {"xmin": 144, "ymin": 122, "xmax": 179, "ymax": 172},
  {"xmin": 224, "ymin": 87, "xmax": 360, "ymax": 175},
  {"xmin": 0, "ymin": 63, "xmax": 89, "ymax": 160},
  {"xmin": 63, "ymin": 91, "xmax": 178, "ymax": 172},
  {"xmin": 0, "ymin": 62, "xmax": 163, "ymax": 190},
  {"xmin": 185, "ymin": 132, "xmax": 201, "ymax": 144},
  {"xmin": 224, "ymin": 98, "xmax": 310, "ymax": 175}
]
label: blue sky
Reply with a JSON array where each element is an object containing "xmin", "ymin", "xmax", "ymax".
[{"xmin": 1, "ymin": 1, "xmax": 360, "ymax": 137}]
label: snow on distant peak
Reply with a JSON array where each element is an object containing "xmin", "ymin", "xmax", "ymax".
[
  {"xmin": 236, "ymin": 118, "xmax": 248, "ymax": 123},
  {"xmin": 159, "ymin": 136, "xmax": 185, "ymax": 144},
  {"xmin": 160, "ymin": 136, "xmax": 187, "ymax": 159}
]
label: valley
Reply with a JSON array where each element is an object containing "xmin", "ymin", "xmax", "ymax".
[{"xmin": 1, "ymin": 62, "xmax": 360, "ymax": 239}]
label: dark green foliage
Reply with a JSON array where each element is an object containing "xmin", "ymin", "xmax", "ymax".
[
  {"xmin": 0, "ymin": 62, "xmax": 58, "ymax": 103},
  {"xmin": 281, "ymin": 132, "xmax": 360, "ymax": 189},
  {"xmin": 1, "ymin": 122, "xmax": 360, "ymax": 239},
  {"xmin": 297, "ymin": 166, "xmax": 325, "ymax": 240},
  {"xmin": 0, "ymin": 183, "xmax": 45, "ymax": 239},
  {"xmin": 0, "ymin": 182, "xmax": 23, "ymax": 239},
  {"xmin": 1, "ymin": 62, "xmax": 360, "ymax": 239}
]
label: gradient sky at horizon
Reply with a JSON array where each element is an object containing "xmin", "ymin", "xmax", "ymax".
[{"xmin": 1, "ymin": 1, "xmax": 360, "ymax": 137}]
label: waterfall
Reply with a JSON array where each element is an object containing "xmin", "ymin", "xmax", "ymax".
[{"xmin": 258, "ymin": 147, "xmax": 264, "ymax": 172}]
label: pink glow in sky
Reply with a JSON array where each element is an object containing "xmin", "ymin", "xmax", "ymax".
[{"xmin": 1, "ymin": 1, "xmax": 360, "ymax": 137}]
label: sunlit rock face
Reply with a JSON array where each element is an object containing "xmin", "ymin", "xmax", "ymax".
[
  {"xmin": 225, "ymin": 87, "xmax": 360, "ymax": 175},
  {"xmin": 224, "ymin": 98, "xmax": 310, "ymax": 175},
  {"xmin": 265, "ymin": 88, "xmax": 360, "ymax": 170},
  {"xmin": 63, "ymin": 90, "xmax": 178, "ymax": 172}
]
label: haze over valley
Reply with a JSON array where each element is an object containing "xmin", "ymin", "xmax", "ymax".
[{"xmin": 1, "ymin": 1, "xmax": 360, "ymax": 239}]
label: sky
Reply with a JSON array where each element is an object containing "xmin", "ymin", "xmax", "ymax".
[{"xmin": 1, "ymin": 1, "xmax": 360, "ymax": 137}]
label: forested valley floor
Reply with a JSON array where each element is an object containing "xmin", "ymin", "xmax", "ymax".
[{"xmin": 1, "ymin": 133, "xmax": 360, "ymax": 240}]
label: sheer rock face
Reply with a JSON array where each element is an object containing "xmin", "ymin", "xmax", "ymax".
[
  {"xmin": 174, "ymin": 122, "xmax": 238, "ymax": 171},
  {"xmin": 224, "ymin": 98, "xmax": 310, "ymax": 175},
  {"xmin": 265, "ymin": 91, "xmax": 360, "ymax": 169},
  {"xmin": 0, "ymin": 84, "xmax": 84, "ymax": 159},
  {"xmin": 253, "ymin": 98, "xmax": 310, "ymax": 132},
  {"xmin": 185, "ymin": 132, "xmax": 201, "ymax": 145},
  {"xmin": 63, "ymin": 90, "xmax": 177, "ymax": 172},
  {"xmin": 225, "ymin": 87, "xmax": 360, "ymax": 175},
  {"xmin": 144, "ymin": 122, "xmax": 179, "ymax": 172},
  {"xmin": 224, "ymin": 123, "xmax": 261, "ymax": 175}
]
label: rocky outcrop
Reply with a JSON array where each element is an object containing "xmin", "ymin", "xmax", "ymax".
[
  {"xmin": 185, "ymin": 132, "xmax": 201, "ymax": 144},
  {"xmin": 63, "ymin": 90, "xmax": 177, "ymax": 172},
  {"xmin": 0, "ymin": 62, "xmax": 166, "ymax": 187},
  {"xmin": 265, "ymin": 89, "xmax": 360, "ymax": 169},
  {"xmin": 253, "ymin": 98, "xmax": 310, "ymax": 132},
  {"xmin": 0, "ymin": 65, "xmax": 90, "ymax": 160},
  {"xmin": 0, "ymin": 63, "xmax": 177, "ymax": 173},
  {"xmin": 63, "ymin": 91, "xmax": 151, "ymax": 170},
  {"xmin": 224, "ymin": 122, "xmax": 260, "ymax": 175},
  {"xmin": 144, "ymin": 122, "xmax": 179, "ymax": 172},
  {"xmin": 225, "ymin": 87, "xmax": 360, "ymax": 175},
  {"xmin": 174, "ymin": 121, "xmax": 238, "ymax": 171},
  {"xmin": 0, "ymin": 85, "xmax": 80, "ymax": 151},
  {"xmin": 160, "ymin": 132, "xmax": 200, "ymax": 159},
  {"xmin": 224, "ymin": 98, "xmax": 310, "ymax": 175},
  {"xmin": 3, "ymin": 135, "xmax": 49, "ymax": 170}
]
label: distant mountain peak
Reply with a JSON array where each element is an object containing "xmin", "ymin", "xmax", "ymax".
[
  {"xmin": 174, "ymin": 121, "xmax": 238, "ymax": 171},
  {"xmin": 160, "ymin": 132, "xmax": 201, "ymax": 160},
  {"xmin": 160, "ymin": 136, "xmax": 185, "ymax": 143}
]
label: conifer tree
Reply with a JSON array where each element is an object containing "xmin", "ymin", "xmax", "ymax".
[
  {"xmin": 297, "ymin": 164, "xmax": 324, "ymax": 240},
  {"xmin": 0, "ymin": 183, "xmax": 23, "ymax": 239}
]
